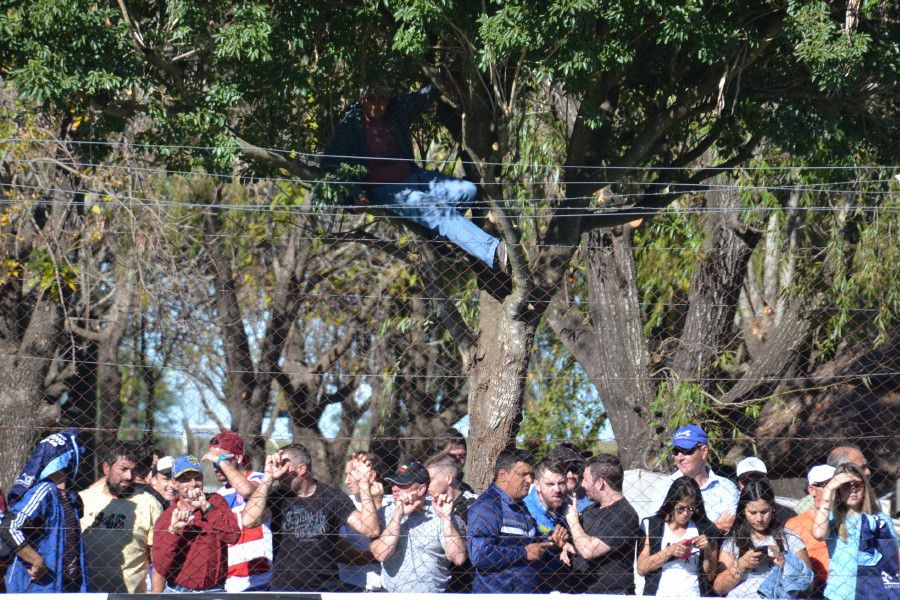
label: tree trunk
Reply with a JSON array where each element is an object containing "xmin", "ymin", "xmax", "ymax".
[
  {"xmin": 0, "ymin": 296, "xmax": 62, "ymax": 490},
  {"xmin": 465, "ymin": 294, "xmax": 536, "ymax": 491},
  {"xmin": 96, "ymin": 281, "xmax": 134, "ymax": 449},
  {"xmin": 671, "ymin": 189, "xmax": 759, "ymax": 384},
  {"xmin": 583, "ymin": 229, "xmax": 658, "ymax": 468}
]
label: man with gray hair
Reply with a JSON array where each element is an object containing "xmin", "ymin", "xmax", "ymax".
[{"xmin": 242, "ymin": 444, "xmax": 380, "ymax": 591}]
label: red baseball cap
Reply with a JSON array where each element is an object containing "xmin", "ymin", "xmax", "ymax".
[{"xmin": 210, "ymin": 431, "xmax": 245, "ymax": 456}]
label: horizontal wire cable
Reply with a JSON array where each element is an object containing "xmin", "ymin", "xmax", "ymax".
[
  {"xmin": 2, "ymin": 183, "xmax": 896, "ymax": 218},
  {"xmin": 4, "ymin": 136, "xmax": 899, "ymax": 171},
  {"xmin": 8, "ymin": 157, "xmax": 896, "ymax": 190},
  {"xmin": 3, "ymin": 352, "xmax": 896, "ymax": 382}
]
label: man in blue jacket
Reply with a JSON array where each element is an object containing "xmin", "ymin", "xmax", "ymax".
[
  {"xmin": 466, "ymin": 448, "xmax": 553, "ymax": 593},
  {"xmin": 2, "ymin": 428, "xmax": 88, "ymax": 593},
  {"xmin": 321, "ymin": 81, "xmax": 506, "ymax": 270}
]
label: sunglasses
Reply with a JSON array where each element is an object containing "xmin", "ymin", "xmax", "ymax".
[
  {"xmin": 673, "ymin": 446, "xmax": 701, "ymax": 457},
  {"xmin": 841, "ymin": 481, "xmax": 863, "ymax": 492},
  {"xmin": 674, "ymin": 505, "xmax": 697, "ymax": 515}
]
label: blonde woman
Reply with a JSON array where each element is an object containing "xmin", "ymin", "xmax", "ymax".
[{"xmin": 812, "ymin": 463, "xmax": 899, "ymax": 600}]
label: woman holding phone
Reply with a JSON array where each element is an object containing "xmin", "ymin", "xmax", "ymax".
[
  {"xmin": 713, "ymin": 480, "xmax": 811, "ymax": 597},
  {"xmin": 637, "ymin": 476, "xmax": 717, "ymax": 597}
]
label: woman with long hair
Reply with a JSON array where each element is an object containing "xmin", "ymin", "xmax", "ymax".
[
  {"xmin": 714, "ymin": 480, "xmax": 811, "ymax": 597},
  {"xmin": 637, "ymin": 476, "xmax": 717, "ymax": 597},
  {"xmin": 813, "ymin": 463, "xmax": 899, "ymax": 600}
]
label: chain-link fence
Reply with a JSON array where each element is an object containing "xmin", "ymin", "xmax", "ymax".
[{"xmin": 1, "ymin": 124, "xmax": 898, "ymax": 596}]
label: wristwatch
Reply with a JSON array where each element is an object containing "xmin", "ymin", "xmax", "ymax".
[{"xmin": 215, "ymin": 454, "xmax": 232, "ymax": 467}]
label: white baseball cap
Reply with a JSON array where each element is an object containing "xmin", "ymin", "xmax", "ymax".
[
  {"xmin": 807, "ymin": 464, "xmax": 836, "ymax": 486},
  {"xmin": 155, "ymin": 455, "xmax": 175, "ymax": 476},
  {"xmin": 736, "ymin": 456, "xmax": 768, "ymax": 478}
]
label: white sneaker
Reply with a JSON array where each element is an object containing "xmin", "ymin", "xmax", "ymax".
[{"xmin": 494, "ymin": 240, "xmax": 508, "ymax": 271}]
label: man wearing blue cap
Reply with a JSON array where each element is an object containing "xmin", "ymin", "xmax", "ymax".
[
  {"xmin": 151, "ymin": 455, "xmax": 240, "ymax": 592},
  {"xmin": 670, "ymin": 425, "xmax": 738, "ymax": 533}
]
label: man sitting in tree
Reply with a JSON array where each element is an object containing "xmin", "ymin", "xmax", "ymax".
[{"xmin": 322, "ymin": 81, "xmax": 507, "ymax": 271}]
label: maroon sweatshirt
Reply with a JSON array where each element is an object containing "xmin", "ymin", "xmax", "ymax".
[{"xmin": 152, "ymin": 493, "xmax": 240, "ymax": 590}]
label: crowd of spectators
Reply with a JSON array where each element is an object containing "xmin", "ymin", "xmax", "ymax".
[{"xmin": 0, "ymin": 425, "xmax": 896, "ymax": 598}]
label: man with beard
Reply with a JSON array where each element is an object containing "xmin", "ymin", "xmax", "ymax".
[
  {"xmin": 523, "ymin": 459, "xmax": 576, "ymax": 591},
  {"xmin": 242, "ymin": 444, "xmax": 380, "ymax": 592},
  {"xmin": 79, "ymin": 442, "xmax": 163, "ymax": 593}
]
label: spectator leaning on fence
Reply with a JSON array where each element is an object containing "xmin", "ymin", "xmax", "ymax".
[
  {"xmin": 785, "ymin": 464, "xmax": 835, "ymax": 597},
  {"xmin": 242, "ymin": 444, "xmax": 380, "ymax": 592},
  {"xmin": 370, "ymin": 461, "xmax": 466, "ymax": 592},
  {"xmin": 79, "ymin": 441, "xmax": 163, "ymax": 593},
  {"xmin": 426, "ymin": 451, "xmax": 478, "ymax": 592},
  {"xmin": 201, "ymin": 431, "xmax": 273, "ymax": 592},
  {"xmin": 812, "ymin": 462, "xmax": 900, "ymax": 600},
  {"xmin": 467, "ymin": 447, "xmax": 552, "ymax": 593},
  {"xmin": 338, "ymin": 452, "xmax": 388, "ymax": 592},
  {"xmin": 566, "ymin": 453, "xmax": 641, "ymax": 594},
  {"xmin": 2, "ymin": 428, "xmax": 87, "ymax": 594},
  {"xmin": 671, "ymin": 424, "xmax": 739, "ymax": 533},
  {"xmin": 713, "ymin": 480, "xmax": 812, "ymax": 598},
  {"xmin": 637, "ymin": 475, "xmax": 717, "ymax": 598},
  {"xmin": 151, "ymin": 455, "xmax": 241, "ymax": 592}
]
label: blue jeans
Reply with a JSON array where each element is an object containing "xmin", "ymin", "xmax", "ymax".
[
  {"xmin": 165, "ymin": 583, "xmax": 225, "ymax": 593},
  {"xmin": 368, "ymin": 169, "xmax": 499, "ymax": 267}
]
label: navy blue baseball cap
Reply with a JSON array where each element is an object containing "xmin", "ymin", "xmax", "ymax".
[{"xmin": 671, "ymin": 425, "xmax": 708, "ymax": 449}]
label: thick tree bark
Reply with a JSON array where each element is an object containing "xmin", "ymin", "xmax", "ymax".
[
  {"xmin": 0, "ymin": 295, "xmax": 62, "ymax": 490},
  {"xmin": 465, "ymin": 294, "xmax": 536, "ymax": 491},
  {"xmin": 554, "ymin": 229, "xmax": 658, "ymax": 469},
  {"xmin": 671, "ymin": 189, "xmax": 760, "ymax": 383}
]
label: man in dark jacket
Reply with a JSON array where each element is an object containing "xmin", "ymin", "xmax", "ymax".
[
  {"xmin": 466, "ymin": 448, "xmax": 553, "ymax": 593},
  {"xmin": 322, "ymin": 82, "xmax": 506, "ymax": 270}
]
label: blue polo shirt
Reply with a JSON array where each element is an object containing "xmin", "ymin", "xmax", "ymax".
[{"xmin": 671, "ymin": 467, "xmax": 738, "ymax": 523}]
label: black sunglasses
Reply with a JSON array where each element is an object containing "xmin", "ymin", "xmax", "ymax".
[{"xmin": 673, "ymin": 445, "xmax": 701, "ymax": 456}]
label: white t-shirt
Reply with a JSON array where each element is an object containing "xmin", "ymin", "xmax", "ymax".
[
  {"xmin": 722, "ymin": 529, "xmax": 806, "ymax": 598},
  {"xmin": 645, "ymin": 520, "xmax": 702, "ymax": 597}
]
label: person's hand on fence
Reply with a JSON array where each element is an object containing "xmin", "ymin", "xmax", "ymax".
[
  {"xmin": 433, "ymin": 492, "xmax": 455, "ymax": 521},
  {"xmin": 168, "ymin": 508, "xmax": 194, "ymax": 535},
  {"xmin": 184, "ymin": 487, "xmax": 210, "ymax": 513}
]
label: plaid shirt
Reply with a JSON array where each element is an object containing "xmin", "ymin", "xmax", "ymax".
[{"xmin": 321, "ymin": 84, "xmax": 441, "ymax": 199}]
